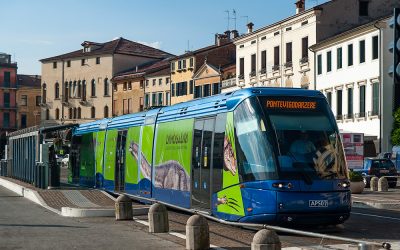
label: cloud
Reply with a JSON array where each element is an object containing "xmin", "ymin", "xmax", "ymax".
[
  {"xmin": 18, "ymin": 39, "xmax": 54, "ymax": 45},
  {"xmin": 137, "ymin": 41, "xmax": 162, "ymax": 49}
]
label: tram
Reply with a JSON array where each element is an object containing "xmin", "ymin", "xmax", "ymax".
[{"xmin": 69, "ymin": 87, "xmax": 351, "ymax": 225}]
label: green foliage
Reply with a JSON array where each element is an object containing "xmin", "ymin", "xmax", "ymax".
[
  {"xmin": 349, "ymin": 171, "xmax": 363, "ymax": 182},
  {"xmin": 391, "ymin": 107, "xmax": 400, "ymax": 146}
]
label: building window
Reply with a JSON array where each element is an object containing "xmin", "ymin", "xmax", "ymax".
[
  {"xmin": 261, "ymin": 50, "xmax": 267, "ymax": 72},
  {"xmin": 77, "ymin": 107, "xmax": 81, "ymax": 119},
  {"xmin": 274, "ymin": 46, "xmax": 280, "ymax": 69},
  {"xmin": 359, "ymin": 40, "xmax": 365, "ymax": 63},
  {"xmin": 128, "ymin": 98, "xmax": 132, "ymax": 113},
  {"xmin": 123, "ymin": 82, "xmax": 127, "ymax": 91},
  {"xmin": 359, "ymin": 0, "xmax": 369, "ymax": 16},
  {"xmin": 372, "ymin": 36, "xmax": 379, "ymax": 60},
  {"xmin": 212, "ymin": 82, "xmax": 220, "ymax": 95},
  {"xmin": 359, "ymin": 85, "xmax": 366, "ymax": 117},
  {"xmin": 82, "ymin": 80, "xmax": 87, "ymax": 101},
  {"xmin": 203, "ymin": 84, "xmax": 210, "ymax": 97},
  {"xmin": 73, "ymin": 81, "xmax": 77, "ymax": 97},
  {"xmin": 336, "ymin": 89, "xmax": 343, "ymax": 119},
  {"xmin": 171, "ymin": 62, "xmax": 175, "ymax": 71},
  {"xmin": 348, "ymin": 44, "xmax": 353, "ymax": 66},
  {"xmin": 158, "ymin": 93, "xmax": 163, "ymax": 106},
  {"xmin": 3, "ymin": 112, "xmax": 10, "ymax": 128},
  {"xmin": 178, "ymin": 60, "xmax": 182, "ymax": 70},
  {"xmin": 96, "ymin": 57, "xmax": 100, "ymax": 64},
  {"xmin": 54, "ymin": 82, "xmax": 59, "ymax": 99},
  {"xmin": 46, "ymin": 109, "xmax": 49, "ymax": 120},
  {"xmin": 152, "ymin": 93, "xmax": 157, "ymax": 106},
  {"xmin": 189, "ymin": 58, "xmax": 194, "ymax": 67},
  {"xmin": 166, "ymin": 78, "xmax": 170, "ymax": 84},
  {"xmin": 73, "ymin": 108, "xmax": 77, "ymax": 119},
  {"xmin": 302, "ymin": 36, "xmax": 308, "ymax": 59},
  {"xmin": 55, "ymin": 108, "xmax": 60, "ymax": 120},
  {"xmin": 195, "ymin": 86, "xmax": 202, "ymax": 98},
  {"xmin": 301, "ymin": 20, "xmax": 308, "ymax": 26},
  {"xmin": 176, "ymin": 82, "xmax": 188, "ymax": 96},
  {"xmin": 91, "ymin": 106, "xmax": 95, "ymax": 118},
  {"xmin": 327, "ymin": 51, "xmax": 332, "ymax": 72},
  {"xmin": 326, "ymin": 92, "xmax": 332, "ymax": 107},
  {"xmin": 128, "ymin": 81, "xmax": 132, "ymax": 90},
  {"xmin": 21, "ymin": 95, "xmax": 28, "ymax": 106},
  {"xmin": 145, "ymin": 94, "xmax": 149, "ymax": 108},
  {"xmin": 104, "ymin": 78, "xmax": 109, "ymax": 96},
  {"xmin": 182, "ymin": 59, "xmax": 186, "ymax": 69},
  {"xmin": 140, "ymin": 80, "xmax": 144, "ymax": 89},
  {"xmin": 36, "ymin": 96, "xmax": 41, "ymax": 106},
  {"xmin": 317, "ymin": 54, "xmax": 322, "ymax": 75},
  {"xmin": 146, "ymin": 80, "xmax": 149, "ymax": 86},
  {"xmin": 4, "ymin": 93, "xmax": 10, "ymax": 108},
  {"xmin": 372, "ymin": 82, "xmax": 379, "ymax": 115},
  {"xmin": 347, "ymin": 88, "xmax": 353, "ymax": 118},
  {"xmin": 66, "ymin": 61, "xmax": 71, "ymax": 67},
  {"xmin": 152, "ymin": 79, "xmax": 156, "ymax": 86},
  {"xmin": 77, "ymin": 80, "xmax": 81, "ymax": 98},
  {"xmin": 69, "ymin": 81, "xmax": 73, "ymax": 98},
  {"xmin": 4, "ymin": 72, "xmax": 10, "ymax": 86},
  {"xmin": 123, "ymin": 99, "xmax": 128, "ymax": 114},
  {"xmin": 42, "ymin": 83, "xmax": 47, "ymax": 103},
  {"xmin": 21, "ymin": 114, "xmax": 27, "ymax": 128},
  {"xmin": 159, "ymin": 78, "xmax": 162, "ymax": 85},
  {"xmin": 189, "ymin": 80, "xmax": 194, "ymax": 94},
  {"xmin": 139, "ymin": 97, "xmax": 144, "ymax": 111},
  {"xmin": 251, "ymin": 54, "xmax": 256, "ymax": 75},
  {"xmin": 171, "ymin": 83, "xmax": 175, "ymax": 97},
  {"xmin": 91, "ymin": 79, "xmax": 96, "ymax": 97},
  {"xmin": 53, "ymin": 62, "xmax": 57, "ymax": 69},
  {"xmin": 239, "ymin": 57, "xmax": 244, "ymax": 78},
  {"xmin": 337, "ymin": 47, "xmax": 343, "ymax": 69},
  {"xmin": 285, "ymin": 42, "xmax": 292, "ymax": 65}
]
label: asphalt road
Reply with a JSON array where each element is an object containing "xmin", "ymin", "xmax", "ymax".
[{"xmin": 0, "ymin": 186, "xmax": 183, "ymax": 250}]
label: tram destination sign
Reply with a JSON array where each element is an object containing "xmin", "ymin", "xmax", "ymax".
[{"xmin": 265, "ymin": 100, "xmax": 317, "ymax": 110}]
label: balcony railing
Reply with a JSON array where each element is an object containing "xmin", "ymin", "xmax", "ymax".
[
  {"xmin": 0, "ymin": 104, "xmax": 17, "ymax": 109},
  {"xmin": 259, "ymin": 68, "xmax": 267, "ymax": 74},
  {"xmin": 272, "ymin": 65, "xmax": 280, "ymax": 71},
  {"xmin": 238, "ymin": 74, "xmax": 244, "ymax": 80},
  {"xmin": 368, "ymin": 110, "xmax": 379, "ymax": 117},
  {"xmin": 221, "ymin": 78, "xmax": 236, "ymax": 89},
  {"xmin": 336, "ymin": 114, "xmax": 343, "ymax": 120},
  {"xmin": 300, "ymin": 57, "xmax": 309, "ymax": 64},
  {"xmin": 249, "ymin": 71, "xmax": 256, "ymax": 77},
  {"xmin": 355, "ymin": 112, "xmax": 366, "ymax": 118},
  {"xmin": 284, "ymin": 61, "xmax": 293, "ymax": 68},
  {"xmin": 343, "ymin": 113, "xmax": 354, "ymax": 119}
]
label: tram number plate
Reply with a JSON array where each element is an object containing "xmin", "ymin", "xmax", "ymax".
[{"xmin": 309, "ymin": 200, "xmax": 328, "ymax": 208}]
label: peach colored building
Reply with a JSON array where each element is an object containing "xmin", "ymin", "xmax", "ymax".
[{"xmin": 16, "ymin": 75, "xmax": 41, "ymax": 128}]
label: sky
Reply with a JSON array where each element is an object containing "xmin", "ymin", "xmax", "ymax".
[{"xmin": 1, "ymin": 0, "xmax": 329, "ymax": 75}]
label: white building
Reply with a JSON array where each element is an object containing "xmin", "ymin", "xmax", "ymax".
[
  {"xmin": 311, "ymin": 16, "xmax": 393, "ymax": 154},
  {"xmin": 230, "ymin": 0, "xmax": 400, "ymax": 92}
]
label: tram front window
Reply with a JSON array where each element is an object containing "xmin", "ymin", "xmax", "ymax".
[{"xmin": 266, "ymin": 107, "xmax": 347, "ymax": 181}]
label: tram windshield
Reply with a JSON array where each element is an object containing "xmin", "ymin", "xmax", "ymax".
[{"xmin": 259, "ymin": 96, "xmax": 348, "ymax": 181}]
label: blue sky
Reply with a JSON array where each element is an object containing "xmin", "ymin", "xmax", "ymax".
[{"xmin": 1, "ymin": 0, "xmax": 328, "ymax": 75}]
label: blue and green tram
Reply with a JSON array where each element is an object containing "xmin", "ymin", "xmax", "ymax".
[{"xmin": 70, "ymin": 87, "xmax": 351, "ymax": 225}]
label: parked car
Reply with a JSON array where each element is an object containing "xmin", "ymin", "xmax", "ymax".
[
  {"xmin": 61, "ymin": 154, "xmax": 69, "ymax": 168},
  {"xmin": 355, "ymin": 158, "xmax": 398, "ymax": 188}
]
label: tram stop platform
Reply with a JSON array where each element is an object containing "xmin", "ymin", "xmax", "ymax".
[
  {"xmin": 0, "ymin": 176, "xmax": 150, "ymax": 217},
  {"xmin": 352, "ymin": 187, "xmax": 400, "ymax": 211}
]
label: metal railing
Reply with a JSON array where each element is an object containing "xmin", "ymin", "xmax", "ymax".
[{"xmin": 119, "ymin": 191, "xmax": 392, "ymax": 249}]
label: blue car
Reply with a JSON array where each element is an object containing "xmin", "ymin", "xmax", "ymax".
[{"xmin": 356, "ymin": 158, "xmax": 398, "ymax": 188}]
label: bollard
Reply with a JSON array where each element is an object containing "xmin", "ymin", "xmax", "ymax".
[
  {"xmin": 370, "ymin": 177, "xmax": 378, "ymax": 191},
  {"xmin": 115, "ymin": 194, "xmax": 133, "ymax": 220},
  {"xmin": 148, "ymin": 203, "xmax": 169, "ymax": 233},
  {"xmin": 358, "ymin": 243, "xmax": 378, "ymax": 250},
  {"xmin": 186, "ymin": 215, "xmax": 209, "ymax": 250},
  {"xmin": 251, "ymin": 229, "xmax": 281, "ymax": 250},
  {"xmin": 378, "ymin": 177, "xmax": 388, "ymax": 192}
]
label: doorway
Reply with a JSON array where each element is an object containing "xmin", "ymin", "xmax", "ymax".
[{"xmin": 115, "ymin": 130, "xmax": 127, "ymax": 192}]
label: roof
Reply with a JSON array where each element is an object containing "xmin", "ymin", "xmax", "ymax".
[
  {"xmin": 40, "ymin": 37, "xmax": 173, "ymax": 62},
  {"xmin": 310, "ymin": 15, "xmax": 391, "ymax": 51},
  {"xmin": 172, "ymin": 42, "xmax": 233, "ymax": 61},
  {"xmin": 73, "ymin": 87, "xmax": 325, "ymax": 135},
  {"xmin": 113, "ymin": 57, "xmax": 172, "ymax": 81},
  {"xmin": 17, "ymin": 74, "xmax": 41, "ymax": 87}
]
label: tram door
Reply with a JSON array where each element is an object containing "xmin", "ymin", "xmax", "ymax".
[
  {"xmin": 192, "ymin": 118, "xmax": 215, "ymax": 210},
  {"xmin": 115, "ymin": 130, "xmax": 127, "ymax": 192}
]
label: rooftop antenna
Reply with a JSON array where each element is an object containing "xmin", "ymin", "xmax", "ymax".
[
  {"xmin": 241, "ymin": 15, "xmax": 249, "ymax": 25},
  {"xmin": 232, "ymin": 9, "xmax": 237, "ymax": 30},
  {"xmin": 185, "ymin": 40, "xmax": 190, "ymax": 53},
  {"xmin": 225, "ymin": 10, "xmax": 230, "ymax": 30}
]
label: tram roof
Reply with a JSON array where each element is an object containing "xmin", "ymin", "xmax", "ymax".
[{"xmin": 73, "ymin": 87, "xmax": 324, "ymax": 135}]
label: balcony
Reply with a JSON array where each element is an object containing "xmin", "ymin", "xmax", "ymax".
[
  {"xmin": 343, "ymin": 114, "xmax": 354, "ymax": 120},
  {"xmin": 221, "ymin": 78, "xmax": 237, "ymax": 89},
  {"xmin": 368, "ymin": 110, "xmax": 380, "ymax": 117},
  {"xmin": 238, "ymin": 74, "xmax": 244, "ymax": 80},
  {"xmin": 249, "ymin": 71, "xmax": 256, "ymax": 77},
  {"xmin": 0, "ymin": 82, "xmax": 17, "ymax": 89},
  {"xmin": 0, "ymin": 104, "xmax": 17, "ymax": 110},
  {"xmin": 355, "ymin": 112, "xmax": 366, "ymax": 119},
  {"xmin": 335, "ymin": 114, "xmax": 343, "ymax": 120},
  {"xmin": 259, "ymin": 68, "xmax": 267, "ymax": 75},
  {"xmin": 300, "ymin": 57, "xmax": 309, "ymax": 64},
  {"xmin": 284, "ymin": 61, "xmax": 293, "ymax": 68},
  {"xmin": 272, "ymin": 65, "xmax": 280, "ymax": 72}
]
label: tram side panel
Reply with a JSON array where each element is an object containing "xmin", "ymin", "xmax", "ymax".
[
  {"xmin": 152, "ymin": 118, "xmax": 193, "ymax": 208},
  {"xmin": 94, "ymin": 130, "xmax": 106, "ymax": 188},
  {"xmin": 124, "ymin": 126, "xmax": 141, "ymax": 195},
  {"xmin": 103, "ymin": 129, "xmax": 118, "ymax": 190},
  {"xmin": 79, "ymin": 133, "xmax": 96, "ymax": 187},
  {"xmin": 139, "ymin": 124, "xmax": 155, "ymax": 198}
]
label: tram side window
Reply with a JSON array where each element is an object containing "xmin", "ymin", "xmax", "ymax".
[
  {"xmin": 212, "ymin": 113, "xmax": 226, "ymax": 193},
  {"xmin": 233, "ymin": 98, "xmax": 277, "ymax": 182}
]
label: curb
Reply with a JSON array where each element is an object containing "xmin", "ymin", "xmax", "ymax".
[
  {"xmin": 352, "ymin": 200, "xmax": 400, "ymax": 210},
  {"xmin": 61, "ymin": 207, "xmax": 115, "ymax": 217}
]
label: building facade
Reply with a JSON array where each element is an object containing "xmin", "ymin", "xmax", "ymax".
[
  {"xmin": 170, "ymin": 34, "xmax": 236, "ymax": 105},
  {"xmin": 40, "ymin": 38, "xmax": 171, "ymax": 125},
  {"xmin": 144, "ymin": 65, "xmax": 170, "ymax": 108},
  {"xmin": 0, "ymin": 53, "xmax": 17, "ymax": 157},
  {"xmin": 233, "ymin": 0, "xmax": 400, "ymax": 91},
  {"xmin": 312, "ymin": 16, "xmax": 393, "ymax": 154},
  {"xmin": 16, "ymin": 75, "xmax": 41, "ymax": 128}
]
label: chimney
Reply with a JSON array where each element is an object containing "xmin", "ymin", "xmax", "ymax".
[
  {"xmin": 246, "ymin": 22, "xmax": 254, "ymax": 33},
  {"xmin": 224, "ymin": 30, "xmax": 231, "ymax": 40},
  {"xmin": 215, "ymin": 33, "xmax": 229, "ymax": 46},
  {"xmin": 231, "ymin": 30, "xmax": 239, "ymax": 38},
  {"xmin": 295, "ymin": 0, "xmax": 305, "ymax": 14}
]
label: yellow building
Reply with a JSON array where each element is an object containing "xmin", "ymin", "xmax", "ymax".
[
  {"xmin": 16, "ymin": 74, "xmax": 41, "ymax": 128},
  {"xmin": 170, "ymin": 34, "xmax": 236, "ymax": 105}
]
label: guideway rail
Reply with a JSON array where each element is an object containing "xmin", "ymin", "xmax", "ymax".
[{"xmin": 120, "ymin": 192, "xmax": 392, "ymax": 249}]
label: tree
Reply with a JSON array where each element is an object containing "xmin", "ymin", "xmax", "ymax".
[{"xmin": 391, "ymin": 107, "xmax": 400, "ymax": 146}]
